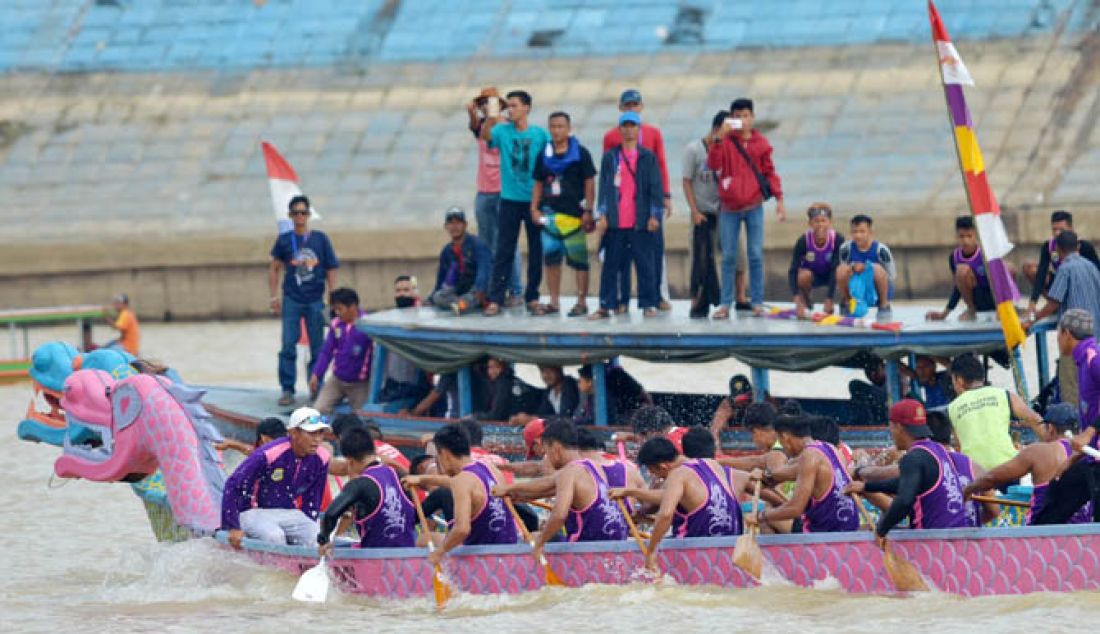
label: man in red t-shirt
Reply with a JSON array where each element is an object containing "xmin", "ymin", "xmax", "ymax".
[
  {"xmin": 603, "ymin": 89, "xmax": 672, "ymax": 310},
  {"xmin": 707, "ymin": 98, "xmax": 786, "ymax": 320}
]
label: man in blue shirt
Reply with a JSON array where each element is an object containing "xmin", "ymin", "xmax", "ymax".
[
  {"xmin": 268, "ymin": 196, "xmax": 339, "ymax": 407},
  {"xmin": 480, "ymin": 90, "xmax": 552, "ymax": 316}
]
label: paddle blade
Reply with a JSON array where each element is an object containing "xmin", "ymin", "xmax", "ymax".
[
  {"xmin": 291, "ymin": 560, "xmax": 330, "ymax": 603},
  {"xmin": 433, "ymin": 565, "xmax": 452, "ymax": 607},
  {"xmin": 884, "ymin": 546, "xmax": 928, "ymax": 592},
  {"xmin": 732, "ymin": 533, "xmax": 763, "ymax": 580},
  {"xmin": 544, "ymin": 561, "xmax": 565, "ymax": 587}
]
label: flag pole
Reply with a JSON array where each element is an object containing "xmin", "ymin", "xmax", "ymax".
[{"xmin": 926, "ymin": 1, "xmax": 1028, "ymax": 398}]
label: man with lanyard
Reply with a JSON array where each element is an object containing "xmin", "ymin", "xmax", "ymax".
[
  {"xmin": 309, "ymin": 287, "xmax": 372, "ymax": 415},
  {"xmin": 531, "ymin": 111, "xmax": 597, "ymax": 316},
  {"xmin": 748, "ymin": 415, "xmax": 859, "ymax": 533},
  {"xmin": 223, "ymin": 407, "xmax": 331, "ymax": 548},
  {"xmin": 788, "ymin": 203, "xmax": 843, "ymax": 320},
  {"xmin": 268, "ymin": 195, "xmax": 339, "ymax": 407},
  {"xmin": 592, "ymin": 112, "xmax": 665, "ymax": 319},
  {"xmin": 530, "ymin": 421, "xmax": 628, "ymax": 563},
  {"xmin": 427, "ymin": 207, "xmax": 493, "ymax": 315},
  {"xmin": 947, "ymin": 353, "xmax": 1042, "ymax": 473},
  {"xmin": 317, "ymin": 427, "xmax": 416, "ymax": 554},
  {"xmin": 1023, "ymin": 210, "xmax": 1100, "ymax": 318},
  {"xmin": 926, "ymin": 216, "xmax": 998, "ymax": 322},
  {"xmin": 604, "ymin": 89, "xmax": 673, "ymax": 310},
  {"xmin": 403, "ymin": 424, "xmax": 518, "ymax": 568},
  {"xmin": 964, "ymin": 403, "xmax": 1092, "ymax": 524},
  {"xmin": 1032, "ymin": 310, "xmax": 1100, "ymax": 524},
  {"xmin": 845, "ymin": 400, "xmax": 971, "ymax": 539}
]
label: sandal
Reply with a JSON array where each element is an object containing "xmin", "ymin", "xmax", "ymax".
[
  {"xmin": 615, "ymin": 305, "xmax": 629, "ymax": 315},
  {"xmin": 588, "ymin": 308, "xmax": 610, "ymax": 321},
  {"xmin": 527, "ymin": 301, "xmax": 547, "ymax": 316},
  {"xmin": 484, "ymin": 302, "xmax": 500, "ymax": 316},
  {"xmin": 643, "ymin": 308, "xmax": 658, "ymax": 318},
  {"xmin": 568, "ymin": 303, "xmax": 588, "ymax": 317},
  {"xmin": 712, "ymin": 307, "xmax": 731, "ymax": 320},
  {"xmin": 543, "ymin": 304, "xmax": 560, "ymax": 315}
]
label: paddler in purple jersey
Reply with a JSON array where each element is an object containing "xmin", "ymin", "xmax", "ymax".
[
  {"xmin": 317, "ymin": 427, "xmax": 417, "ymax": 555},
  {"xmin": 926, "ymin": 216, "xmax": 999, "ymax": 322},
  {"xmin": 845, "ymin": 400, "xmax": 970, "ymax": 542},
  {"xmin": 747, "ymin": 416, "xmax": 859, "ymax": 533},
  {"xmin": 613, "ymin": 429, "xmax": 761, "ymax": 572},
  {"xmin": 531, "ymin": 421, "xmax": 629, "ymax": 563},
  {"xmin": 404, "ymin": 424, "xmax": 518, "ymax": 567},
  {"xmin": 924, "ymin": 411, "xmax": 999, "ymax": 526},
  {"xmin": 788, "ymin": 203, "xmax": 844, "ymax": 319},
  {"xmin": 962, "ymin": 403, "xmax": 1092, "ymax": 524}
]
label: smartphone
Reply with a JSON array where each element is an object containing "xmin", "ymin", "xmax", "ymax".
[
  {"xmin": 726, "ymin": 118, "xmax": 743, "ymax": 130},
  {"xmin": 486, "ymin": 99, "xmax": 500, "ymax": 118}
]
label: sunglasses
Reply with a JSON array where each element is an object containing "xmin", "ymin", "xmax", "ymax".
[{"xmin": 290, "ymin": 209, "xmax": 310, "ymax": 216}]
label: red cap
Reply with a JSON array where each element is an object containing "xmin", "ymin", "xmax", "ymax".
[
  {"xmin": 889, "ymin": 398, "xmax": 931, "ymax": 437},
  {"xmin": 523, "ymin": 418, "xmax": 545, "ymax": 459}
]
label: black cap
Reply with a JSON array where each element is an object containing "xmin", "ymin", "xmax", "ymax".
[
  {"xmin": 256, "ymin": 417, "xmax": 287, "ymax": 442},
  {"xmin": 444, "ymin": 206, "xmax": 466, "ymax": 223}
]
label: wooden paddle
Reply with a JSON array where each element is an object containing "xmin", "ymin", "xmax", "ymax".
[
  {"xmin": 970, "ymin": 494, "xmax": 1028, "ymax": 508},
  {"xmin": 852, "ymin": 493, "xmax": 928, "ymax": 592},
  {"xmin": 527, "ymin": 499, "xmax": 553, "ymax": 511},
  {"xmin": 732, "ymin": 479, "xmax": 764, "ymax": 580},
  {"xmin": 503, "ymin": 497, "xmax": 565, "ymax": 587},
  {"xmin": 411, "ymin": 487, "xmax": 452, "ymax": 608},
  {"xmin": 617, "ymin": 499, "xmax": 649, "ymax": 556}
]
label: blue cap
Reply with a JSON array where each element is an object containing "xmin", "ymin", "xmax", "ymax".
[
  {"xmin": 1045, "ymin": 402, "xmax": 1079, "ymax": 428},
  {"xmin": 618, "ymin": 111, "xmax": 641, "ymax": 126},
  {"xmin": 619, "ymin": 89, "xmax": 642, "ymax": 105}
]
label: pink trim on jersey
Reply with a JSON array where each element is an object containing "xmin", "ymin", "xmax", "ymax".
[
  {"xmin": 567, "ymin": 460, "xmax": 608, "ymax": 542},
  {"xmin": 805, "ymin": 444, "xmax": 835, "ymax": 505},
  {"xmin": 909, "ymin": 444, "xmax": 944, "ymax": 529},
  {"xmin": 262, "ymin": 438, "xmax": 292, "ymax": 464}
]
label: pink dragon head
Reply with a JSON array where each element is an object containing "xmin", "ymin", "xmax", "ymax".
[{"xmin": 54, "ymin": 370, "xmax": 224, "ymax": 534}]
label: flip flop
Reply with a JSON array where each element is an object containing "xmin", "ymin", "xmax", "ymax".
[
  {"xmin": 543, "ymin": 304, "xmax": 560, "ymax": 315},
  {"xmin": 527, "ymin": 302, "xmax": 547, "ymax": 316},
  {"xmin": 712, "ymin": 307, "xmax": 731, "ymax": 320},
  {"xmin": 588, "ymin": 309, "xmax": 610, "ymax": 321},
  {"xmin": 568, "ymin": 304, "xmax": 588, "ymax": 317},
  {"xmin": 484, "ymin": 303, "xmax": 500, "ymax": 316}
]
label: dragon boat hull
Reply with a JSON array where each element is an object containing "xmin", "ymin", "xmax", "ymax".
[{"xmin": 217, "ymin": 524, "xmax": 1100, "ymax": 598}]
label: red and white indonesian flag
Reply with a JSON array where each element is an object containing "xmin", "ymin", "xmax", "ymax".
[{"xmin": 262, "ymin": 141, "xmax": 320, "ymax": 234}]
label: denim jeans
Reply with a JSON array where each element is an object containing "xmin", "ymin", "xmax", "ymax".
[
  {"xmin": 278, "ymin": 296, "xmax": 325, "ymax": 394},
  {"xmin": 490, "ymin": 199, "xmax": 543, "ymax": 304},
  {"xmin": 599, "ymin": 228, "xmax": 658, "ymax": 310},
  {"xmin": 719, "ymin": 205, "xmax": 764, "ymax": 306},
  {"xmin": 475, "ymin": 192, "xmax": 522, "ymax": 297}
]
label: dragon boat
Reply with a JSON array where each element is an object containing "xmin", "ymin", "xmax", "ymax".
[{"xmin": 20, "ymin": 301, "xmax": 1098, "ymax": 597}]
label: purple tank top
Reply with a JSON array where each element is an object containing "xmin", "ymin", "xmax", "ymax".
[
  {"xmin": 801, "ymin": 229, "xmax": 836, "ymax": 276},
  {"xmin": 1028, "ymin": 440, "xmax": 1094, "ymax": 524},
  {"xmin": 952, "ymin": 247, "xmax": 989, "ymax": 288},
  {"xmin": 673, "ymin": 460, "xmax": 743, "ymax": 538},
  {"xmin": 457, "ymin": 462, "xmax": 518, "ymax": 545},
  {"xmin": 356, "ymin": 463, "xmax": 417, "ymax": 548},
  {"xmin": 802, "ymin": 441, "xmax": 860, "ymax": 533},
  {"xmin": 946, "ymin": 450, "xmax": 982, "ymax": 527},
  {"xmin": 908, "ymin": 440, "xmax": 970, "ymax": 529},
  {"xmin": 565, "ymin": 460, "xmax": 628, "ymax": 542}
]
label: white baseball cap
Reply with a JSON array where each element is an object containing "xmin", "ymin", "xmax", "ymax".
[{"xmin": 288, "ymin": 407, "xmax": 329, "ymax": 432}]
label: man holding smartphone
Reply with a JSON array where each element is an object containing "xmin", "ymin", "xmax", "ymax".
[{"xmin": 707, "ymin": 98, "xmax": 786, "ymax": 319}]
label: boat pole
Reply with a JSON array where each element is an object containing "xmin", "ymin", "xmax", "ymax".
[
  {"xmin": 593, "ymin": 361, "xmax": 609, "ymax": 427},
  {"xmin": 884, "ymin": 359, "xmax": 902, "ymax": 404},
  {"xmin": 1011, "ymin": 346, "xmax": 1030, "ymax": 402},
  {"xmin": 457, "ymin": 365, "xmax": 473, "ymax": 418},
  {"xmin": 1034, "ymin": 328, "xmax": 1050, "ymax": 389},
  {"xmin": 367, "ymin": 342, "xmax": 387, "ymax": 406},
  {"xmin": 750, "ymin": 367, "xmax": 769, "ymax": 403}
]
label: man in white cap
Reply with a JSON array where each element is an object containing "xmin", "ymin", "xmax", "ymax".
[{"xmin": 222, "ymin": 407, "xmax": 332, "ymax": 547}]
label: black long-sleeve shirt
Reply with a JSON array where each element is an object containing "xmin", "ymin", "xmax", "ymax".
[
  {"xmin": 317, "ymin": 476, "xmax": 382, "ymax": 545},
  {"xmin": 787, "ymin": 232, "xmax": 843, "ymax": 297},
  {"xmin": 863, "ymin": 449, "xmax": 939, "ymax": 537},
  {"xmin": 1030, "ymin": 239, "xmax": 1100, "ymax": 302}
]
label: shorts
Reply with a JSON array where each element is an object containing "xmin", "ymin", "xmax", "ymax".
[
  {"xmin": 799, "ymin": 268, "xmax": 831, "ymax": 288},
  {"xmin": 973, "ymin": 284, "xmax": 996, "ymax": 311},
  {"xmin": 541, "ymin": 211, "xmax": 589, "ymax": 271}
]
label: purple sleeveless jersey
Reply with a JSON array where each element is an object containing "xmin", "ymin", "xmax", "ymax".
[
  {"xmin": 909, "ymin": 440, "xmax": 970, "ymax": 529},
  {"xmin": 946, "ymin": 450, "xmax": 983, "ymax": 528},
  {"xmin": 356, "ymin": 463, "xmax": 417, "ymax": 548},
  {"xmin": 673, "ymin": 460, "xmax": 743, "ymax": 538},
  {"xmin": 802, "ymin": 441, "xmax": 860, "ymax": 533},
  {"xmin": 953, "ymin": 247, "xmax": 989, "ymax": 288},
  {"xmin": 1029, "ymin": 439, "xmax": 1094, "ymax": 524},
  {"xmin": 565, "ymin": 460, "xmax": 628, "ymax": 542},
  {"xmin": 801, "ymin": 229, "xmax": 836, "ymax": 277},
  {"xmin": 457, "ymin": 462, "xmax": 518, "ymax": 545}
]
